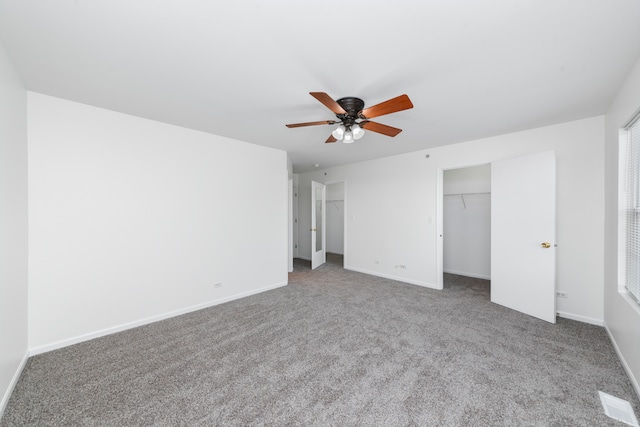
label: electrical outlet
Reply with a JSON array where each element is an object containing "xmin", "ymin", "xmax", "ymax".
[
  {"xmin": 374, "ymin": 260, "xmax": 380, "ymax": 265},
  {"xmin": 214, "ymin": 282, "xmax": 222, "ymax": 288},
  {"xmin": 556, "ymin": 291, "xmax": 568, "ymax": 298}
]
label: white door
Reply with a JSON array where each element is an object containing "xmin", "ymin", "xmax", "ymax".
[
  {"xmin": 491, "ymin": 151, "xmax": 556, "ymax": 323},
  {"xmin": 311, "ymin": 181, "xmax": 326, "ymax": 269}
]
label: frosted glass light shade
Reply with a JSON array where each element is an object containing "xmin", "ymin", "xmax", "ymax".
[
  {"xmin": 352, "ymin": 124, "xmax": 364, "ymax": 140},
  {"xmin": 343, "ymin": 130, "xmax": 354, "ymax": 143},
  {"xmin": 332, "ymin": 125, "xmax": 345, "ymax": 140}
]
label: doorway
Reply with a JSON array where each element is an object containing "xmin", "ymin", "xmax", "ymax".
[
  {"xmin": 443, "ymin": 165, "xmax": 491, "ymax": 283},
  {"xmin": 307, "ymin": 180, "xmax": 346, "ymax": 270},
  {"xmin": 326, "ymin": 182, "xmax": 345, "ymax": 268}
]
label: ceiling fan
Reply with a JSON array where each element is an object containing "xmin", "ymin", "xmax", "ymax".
[{"xmin": 286, "ymin": 92, "xmax": 414, "ymax": 143}]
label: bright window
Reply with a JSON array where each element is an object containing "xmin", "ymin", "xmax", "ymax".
[{"xmin": 621, "ymin": 112, "xmax": 640, "ymax": 304}]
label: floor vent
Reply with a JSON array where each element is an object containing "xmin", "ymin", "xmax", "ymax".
[{"xmin": 599, "ymin": 391, "xmax": 639, "ymax": 426}]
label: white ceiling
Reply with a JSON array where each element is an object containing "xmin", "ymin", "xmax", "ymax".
[{"xmin": 1, "ymin": 1, "xmax": 639, "ymax": 172}]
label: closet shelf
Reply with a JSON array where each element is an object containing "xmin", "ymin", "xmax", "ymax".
[{"xmin": 443, "ymin": 192, "xmax": 491, "ymax": 197}]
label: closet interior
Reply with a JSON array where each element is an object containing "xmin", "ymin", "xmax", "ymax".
[
  {"xmin": 326, "ymin": 182, "xmax": 344, "ymax": 262},
  {"xmin": 443, "ymin": 164, "xmax": 491, "ymax": 281}
]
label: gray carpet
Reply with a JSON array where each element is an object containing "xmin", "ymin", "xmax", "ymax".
[{"xmin": 2, "ymin": 254, "xmax": 639, "ymax": 426}]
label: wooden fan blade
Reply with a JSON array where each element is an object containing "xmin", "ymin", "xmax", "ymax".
[
  {"xmin": 310, "ymin": 92, "xmax": 347, "ymax": 115},
  {"xmin": 325, "ymin": 134, "xmax": 337, "ymax": 143},
  {"xmin": 360, "ymin": 121, "xmax": 403, "ymax": 137},
  {"xmin": 286, "ymin": 120, "xmax": 336, "ymax": 128},
  {"xmin": 359, "ymin": 94, "xmax": 413, "ymax": 119}
]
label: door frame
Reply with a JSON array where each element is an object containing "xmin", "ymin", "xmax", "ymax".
[
  {"xmin": 299, "ymin": 179, "xmax": 348, "ymax": 268},
  {"xmin": 288, "ymin": 179, "xmax": 293, "ymax": 272},
  {"xmin": 325, "ymin": 181, "xmax": 347, "ymax": 265},
  {"xmin": 436, "ymin": 162, "xmax": 490, "ymax": 290}
]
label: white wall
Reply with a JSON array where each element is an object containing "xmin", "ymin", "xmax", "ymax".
[
  {"xmin": 298, "ymin": 116, "xmax": 604, "ymax": 324},
  {"xmin": 0, "ymin": 42, "xmax": 28, "ymax": 415},
  {"xmin": 604, "ymin": 55, "xmax": 640, "ymax": 397},
  {"xmin": 28, "ymin": 93, "xmax": 288, "ymax": 352},
  {"xmin": 443, "ymin": 165, "xmax": 491, "ymax": 279}
]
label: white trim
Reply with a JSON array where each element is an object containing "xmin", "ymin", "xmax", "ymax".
[
  {"xmin": 556, "ymin": 311, "xmax": 604, "ymax": 326},
  {"xmin": 437, "ymin": 162, "xmax": 493, "ymax": 290},
  {"xmin": 288, "ymin": 178, "xmax": 293, "ymax": 273},
  {"xmin": 343, "ymin": 180, "xmax": 348, "ymax": 268},
  {"xmin": 623, "ymin": 106, "xmax": 640, "ymax": 129},
  {"xmin": 619, "ymin": 128, "xmax": 629, "ymax": 299},
  {"xmin": 436, "ymin": 167, "xmax": 444, "ymax": 289},
  {"xmin": 604, "ymin": 321, "xmax": 640, "ymax": 402},
  {"xmin": 344, "ymin": 265, "xmax": 438, "ymax": 289},
  {"xmin": 443, "ymin": 268, "xmax": 491, "ymax": 280},
  {"xmin": 0, "ymin": 351, "xmax": 29, "ymax": 419},
  {"xmin": 296, "ymin": 255, "xmax": 312, "ymax": 261},
  {"xmin": 620, "ymin": 290, "xmax": 640, "ymax": 317},
  {"xmin": 28, "ymin": 281, "xmax": 288, "ymax": 356}
]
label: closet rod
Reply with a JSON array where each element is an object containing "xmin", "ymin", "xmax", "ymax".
[
  {"xmin": 443, "ymin": 192, "xmax": 491, "ymax": 197},
  {"xmin": 444, "ymin": 192, "xmax": 490, "ymax": 209}
]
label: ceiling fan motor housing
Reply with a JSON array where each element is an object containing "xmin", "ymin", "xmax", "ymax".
[{"xmin": 336, "ymin": 97, "xmax": 365, "ymax": 124}]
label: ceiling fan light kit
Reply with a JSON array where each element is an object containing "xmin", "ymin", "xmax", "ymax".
[
  {"xmin": 286, "ymin": 92, "xmax": 413, "ymax": 144},
  {"xmin": 332, "ymin": 123, "xmax": 364, "ymax": 143}
]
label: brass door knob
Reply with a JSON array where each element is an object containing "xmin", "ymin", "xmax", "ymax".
[
  {"xmin": 540, "ymin": 242, "xmax": 551, "ymax": 248},
  {"xmin": 311, "ymin": 228, "xmax": 317, "ymax": 232}
]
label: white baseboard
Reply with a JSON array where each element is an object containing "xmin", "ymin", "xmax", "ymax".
[
  {"xmin": 556, "ymin": 311, "xmax": 604, "ymax": 326},
  {"xmin": 443, "ymin": 268, "xmax": 490, "ymax": 280},
  {"xmin": 29, "ymin": 281, "xmax": 288, "ymax": 356},
  {"xmin": 295, "ymin": 254, "xmax": 343, "ymax": 262},
  {"xmin": 604, "ymin": 321, "xmax": 640, "ymax": 402},
  {"xmin": 0, "ymin": 350, "xmax": 29, "ymax": 419},
  {"xmin": 344, "ymin": 265, "xmax": 439, "ymax": 289}
]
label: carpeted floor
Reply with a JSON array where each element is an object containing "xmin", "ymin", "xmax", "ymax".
[{"xmin": 2, "ymin": 254, "xmax": 639, "ymax": 426}]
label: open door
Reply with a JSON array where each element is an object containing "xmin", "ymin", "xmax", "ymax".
[
  {"xmin": 491, "ymin": 151, "xmax": 556, "ymax": 323},
  {"xmin": 311, "ymin": 181, "xmax": 326, "ymax": 269}
]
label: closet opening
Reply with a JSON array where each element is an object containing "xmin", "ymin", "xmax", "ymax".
[
  {"xmin": 325, "ymin": 182, "xmax": 345, "ymax": 268},
  {"xmin": 442, "ymin": 164, "xmax": 491, "ymax": 291}
]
